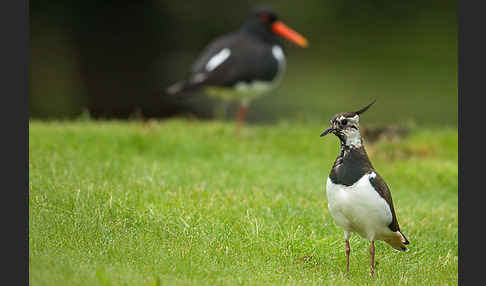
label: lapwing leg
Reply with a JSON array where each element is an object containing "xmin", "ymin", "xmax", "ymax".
[
  {"xmin": 345, "ymin": 239, "xmax": 351, "ymax": 278},
  {"xmin": 344, "ymin": 230, "xmax": 351, "ymax": 278},
  {"xmin": 370, "ymin": 240, "xmax": 375, "ymax": 277}
]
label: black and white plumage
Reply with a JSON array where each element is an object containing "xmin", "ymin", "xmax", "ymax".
[
  {"xmin": 320, "ymin": 100, "xmax": 410, "ymax": 277},
  {"xmin": 166, "ymin": 7, "xmax": 307, "ymax": 127}
]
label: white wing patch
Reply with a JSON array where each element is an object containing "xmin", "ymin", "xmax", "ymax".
[
  {"xmin": 272, "ymin": 46, "xmax": 285, "ymax": 63},
  {"xmin": 206, "ymin": 48, "xmax": 231, "ymax": 72},
  {"xmin": 190, "ymin": 73, "xmax": 207, "ymax": 83},
  {"xmin": 272, "ymin": 45, "xmax": 286, "ymax": 71}
]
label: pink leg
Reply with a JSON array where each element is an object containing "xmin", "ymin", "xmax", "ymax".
[
  {"xmin": 370, "ymin": 240, "xmax": 375, "ymax": 277},
  {"xmin": 345, "ymin": 239, "xmax": 350, "ymax": 278},
  {"xmin": 236, "ymin": 104, "xmax": 247, "ymax": 133}
]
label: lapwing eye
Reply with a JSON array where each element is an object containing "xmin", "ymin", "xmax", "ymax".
[{"xmin": 341, "ymin": 119, "xmax": 347, "ymax": 125}]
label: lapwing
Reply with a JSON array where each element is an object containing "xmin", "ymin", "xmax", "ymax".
[
  {"xmin": 320, "ymin": 100, "xmax": 410, "ymax": 277},
  {"xmin": 166, "ymin": 7, "xmax": 308, "ymax": 129}
]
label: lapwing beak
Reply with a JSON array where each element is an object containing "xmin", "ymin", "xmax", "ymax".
[
  {"xmin": 272, "ymin": 21, "xmax": 308, "ymax": 47},
  {"xmin": 320, "ymin": 127, "xmax": 334, "ymax": 137}
]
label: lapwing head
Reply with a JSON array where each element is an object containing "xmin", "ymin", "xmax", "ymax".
[
  {"xmin": 242, "ymin": 7, "xmax": 308, "ymax": 47},
  {"xmin": 320, "ymin": 100, "xmax": 376, "ymax": 147}
]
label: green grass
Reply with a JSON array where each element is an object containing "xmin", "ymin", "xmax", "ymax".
[{"xmin": 29, "ymin": 119, "xmax": 457, "ymax": 285}]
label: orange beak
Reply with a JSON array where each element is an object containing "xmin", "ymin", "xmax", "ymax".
[{"xmin": 271, "ymin": 21, "xmax": 308, "ymax": 48}]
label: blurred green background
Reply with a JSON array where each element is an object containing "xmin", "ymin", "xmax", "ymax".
[{"xmin": 30, "ymin": 0, "xmax": 457, "ymax": 127}]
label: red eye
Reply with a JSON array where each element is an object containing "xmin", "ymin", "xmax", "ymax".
[{"xmin": 260, "ymin": 14, "xmax": 269, "ymax": 21}]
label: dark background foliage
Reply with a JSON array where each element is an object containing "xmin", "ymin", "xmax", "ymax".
[{"xmin": 30, "ymin": 0, "xmax": 457, "ymax": 126}]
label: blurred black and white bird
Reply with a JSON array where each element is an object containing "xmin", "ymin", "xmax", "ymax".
[
  {"xmin": 166, "ymin": 7, "xmax": 308, "ymax": 129},
  {"xmin": 320, "ymin": 100, "xmax": 410, "ymax": 277}
]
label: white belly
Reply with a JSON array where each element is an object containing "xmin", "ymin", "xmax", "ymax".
[{"xmin": 326, "ymin": 172, "xmax": 394, "ymax": 241}]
